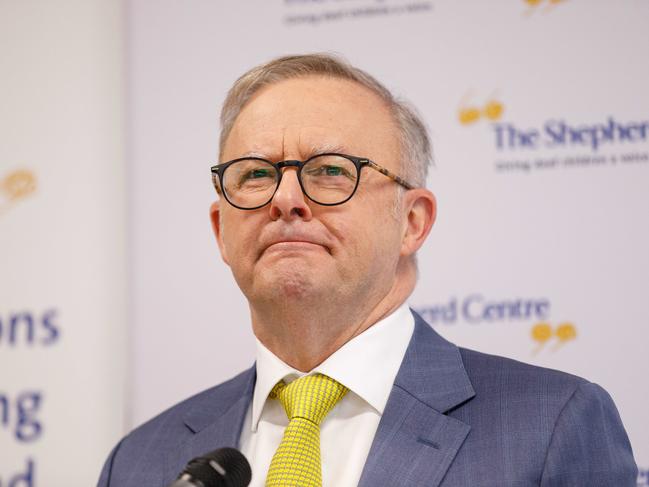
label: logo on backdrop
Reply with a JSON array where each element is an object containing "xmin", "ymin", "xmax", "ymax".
[
  {"xmin": 0, "ymin": 169, "xmax": 37, "ymax": 215},
  {"xmin": 416, "ymin": 296, "xmax": 579, "ymax": 355},
  {"xmin": 0, "ymin": 308, "xmax": 60, "ymax": 348},
  {"xmin": 1, "ymin": 310, "xmax": 54, "ymax": 485},
  {"xmin": 416, "ymin": 294, "xmax": 550, "ymax": 325},
  {"xmin": 523, "ymin": 0, "xmax": 567, "ymax": 15},
  {"xmin": 283, "ymin": 0, "xmax": 433, "ymax": 26},
  {"xmin": 531, "ymin": 321, "xmax": 577, "ymax": 354},
  {"xmin": 457, "ymin": 94, "xmax": 649, "ymax": 173},
  {"xmin": 458, "ymin": 92, "xmax": 504, "ymax": 126},
  {"xmin": 637, "ymin": 468, "xmax": 649, "ymax": 487}
]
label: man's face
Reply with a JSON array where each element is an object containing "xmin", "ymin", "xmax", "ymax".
[{"xmin": 213, "ymin": 75, "xmax": 408, "ymax": 310}]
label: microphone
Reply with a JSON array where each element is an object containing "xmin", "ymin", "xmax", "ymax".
[{"xmin": 167, "ymin": 447, "xmax": 252, "ymax": 487}]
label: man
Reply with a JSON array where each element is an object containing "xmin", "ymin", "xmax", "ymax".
[{"xmin": 99, "ymin": 54, "xmax": 637, "ymax": 486}]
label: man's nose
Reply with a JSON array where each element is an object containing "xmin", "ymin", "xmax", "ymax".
[{"xmin": 269, "ymin": 168, "xmax": 312, "ymax": 221}]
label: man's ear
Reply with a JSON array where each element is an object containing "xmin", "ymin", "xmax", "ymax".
[
  {"xmin": 400, "ymin": 188, "xmax": 436, "ymax": 257},
  {"xmin": 209, "ymin": 201, "xmax": 230, "ymax": 265}
]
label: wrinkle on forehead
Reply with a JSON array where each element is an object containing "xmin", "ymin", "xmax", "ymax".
[
  {"xmin": 229, "ymin": 126, "xmax": 358, "ymax": 161},
  {"xmin": 296, "ymin": 132, "xmax": 352, "ymax": 159}
]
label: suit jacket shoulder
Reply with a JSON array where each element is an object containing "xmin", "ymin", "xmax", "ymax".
[
  {"xmin": 98, "ymin": 366, "xmax": 255, "ymax": 487},
  {"xmin": 450, "ymin": 346, "xmax": 638, "ymax": 486},
  {"xmin": 370, "ymin": 312, "xmax": 638, "ymax": 486},
  {"xmin": 458, "ymin": 344, "xmax": 588, "ymax": 417}
]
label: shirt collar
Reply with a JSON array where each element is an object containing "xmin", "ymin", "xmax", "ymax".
[{"xmin": 250, "ymin": 303, "xmax": 415, "ymax": 432}]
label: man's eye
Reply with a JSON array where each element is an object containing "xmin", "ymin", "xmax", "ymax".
[
  {"xmin": 307, "ymin": 165, "xmax": 349, "ymax": 177},
  {"xmin": 324, "ymin": 166, "xmax": 343, "ymax": 176},
  {"xmin": 245, "ymin": 169, "xmax": 273, "ymax": 179},
  {"xmin": 236, "ymin": 168, "xmax": 275, "ymax": 189}
]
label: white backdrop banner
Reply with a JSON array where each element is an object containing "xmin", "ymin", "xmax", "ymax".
[
  {"xmin": 1, "ymin": 1, "xmax": 126, "ymax": 485},
  {"xmin": 128, "ymin": 0, "xmax": 648, "ymax": 485}
]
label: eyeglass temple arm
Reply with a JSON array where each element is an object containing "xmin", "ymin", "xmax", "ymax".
[
  {"xmin": 365, "ymin": 160, "xmax": 415, "ymax": 190},
  {"xmin": 211, "ymin": 171, "xmax": 223, "ymax": 194}
]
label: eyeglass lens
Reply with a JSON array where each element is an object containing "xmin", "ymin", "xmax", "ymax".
[{"xmin": 221, "ymin": 155, "xmax": 359, "ymax": 208}]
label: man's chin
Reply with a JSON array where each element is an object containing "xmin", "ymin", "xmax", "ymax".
[{"xmin": 254, "ymin": 267, "xmax": 324, "ymax": 300}]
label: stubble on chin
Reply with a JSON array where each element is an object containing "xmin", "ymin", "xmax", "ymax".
[{"xmin": 253, "ymin": 260, "xmax": 318, "ymax": 302}]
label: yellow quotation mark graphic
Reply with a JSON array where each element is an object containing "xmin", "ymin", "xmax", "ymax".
[
  {"xmin": 524, "ymin": 0, "xmax": 567, "ymax": 14},
  {"xmin": 458, "ymin": 93, "xmax": 504, "ymax": 125},
  {"xmin": 0, "ymin": 169, "xmax": 37, "ymax": 215},
  {"xmin": 531, "ymin": 322, "xmax": 577, "ymax": 354}
]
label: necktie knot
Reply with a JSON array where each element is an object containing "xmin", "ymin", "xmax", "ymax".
[
  {"xmin": 270, "ymin": 373, "xmax": 348, "ymax": 425},
  {"xmin": 266, "ymin": 374, "xmax": 348, "ymax": 486}
]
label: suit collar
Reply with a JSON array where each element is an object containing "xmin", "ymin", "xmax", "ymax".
[
  {"xmin": 250, "ymin": 302, "xmax": 415, "ymax": 432},
  {"xmin": 182, "ymin": 366, "xmax": 256, "ymax": 434},
  {"xmin": 395, "ymin": 310, "xmax": 475, "ymax": 413},
  {"xmin": 358, "ymin": 311, "xmax": 475, "ymax": 487},
  {"xmin": 165, "ymin": 367, "xmax": 256, "ymax": 481},
  {"xmin": 178, "ymin": 310, "xmax": 474, "ymax": 436}
]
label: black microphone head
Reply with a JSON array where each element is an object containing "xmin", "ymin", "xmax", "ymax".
[{"xmin": 181, "ymin": 447, "xmax": 251, "ymax": 487}]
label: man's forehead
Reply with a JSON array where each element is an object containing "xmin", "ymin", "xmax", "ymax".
[
  {"xmin": 227, "ymin": 126, "xmax": 362, "ymax": 160},
  {"xmin": 224, "ymin": 117, "xmax": 399, "ymax": 164},
  {"xmin": 221, "ymin": 76, "xmax": 400, "ymax": 163}
]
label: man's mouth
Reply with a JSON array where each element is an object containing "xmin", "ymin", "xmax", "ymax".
[
  {"xmin": 259, "ymin": 230, "xmax": 333, "ymax": 258},
  {"xmin": 264, "ymin": 240, "xmax": 328, "ymax": 253}
]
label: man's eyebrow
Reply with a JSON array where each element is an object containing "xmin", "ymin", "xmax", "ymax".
[
  {"xmin": 304, "ymin": 142, "xmax": 350, "ymax": 156},
  {"xmin": 237, "ymin": 150, "xmax": 274, "ymax": 159},
  {"xmin": 235, "ymin": 143, "xmax": 351, "ymax": 161}
]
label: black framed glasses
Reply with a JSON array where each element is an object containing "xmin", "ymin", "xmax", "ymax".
[{"xmin": 211, "ymin": 153, "xmax": 414, "ymax": 210}]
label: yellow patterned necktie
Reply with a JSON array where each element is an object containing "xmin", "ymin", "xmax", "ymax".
[{"xmin": 265, "ymin": 373, "xmax": 349, "ymax": 487}]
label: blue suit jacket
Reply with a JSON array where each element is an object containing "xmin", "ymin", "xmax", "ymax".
[{"xmin": 98, "ymin": 312, "xmax": 637, "ymax": 486}]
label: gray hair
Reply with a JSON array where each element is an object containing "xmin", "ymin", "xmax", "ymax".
[{"xmin": 219, "ymin": 53, "xmax": 432, "ymax": 187}]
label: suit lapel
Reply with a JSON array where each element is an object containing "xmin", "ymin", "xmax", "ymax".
[
  {"xmin": 358, "ymin": 312, "xmax": 476, "ymax": 487},
  {"xmin": 164, "ymin": 367, "xmax": 256, "ymax": 481}
]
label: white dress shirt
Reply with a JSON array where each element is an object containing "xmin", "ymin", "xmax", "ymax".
[{"xmin": 239, "ymin": 303, "xmax": 415, "ymax": 487}]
